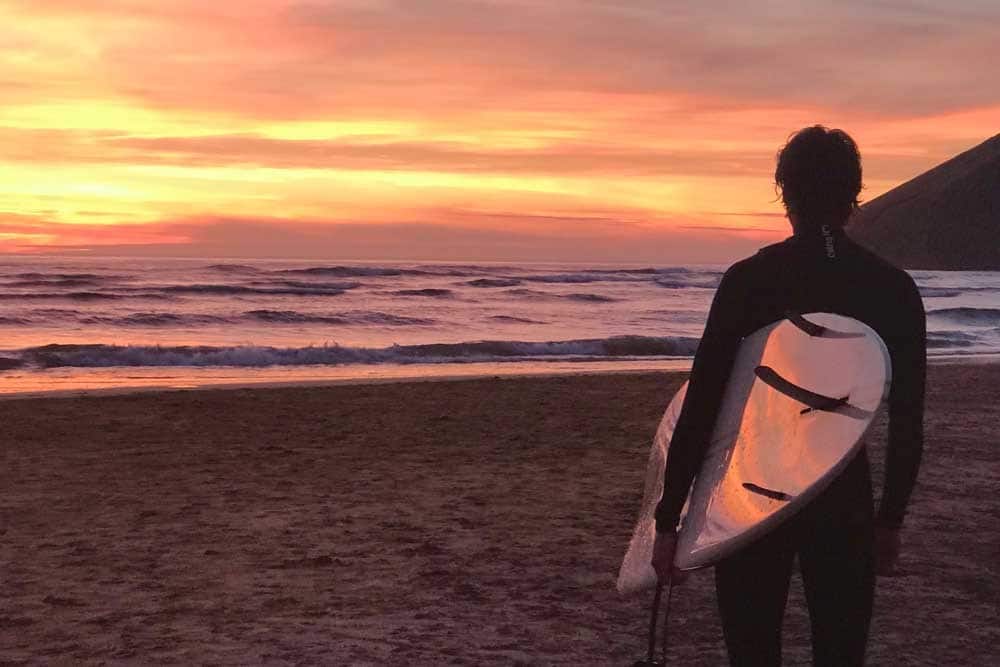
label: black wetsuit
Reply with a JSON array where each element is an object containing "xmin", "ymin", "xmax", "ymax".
[{"xmin": 654, "ymin": 225, "xmax": 926, "ymax": 666}]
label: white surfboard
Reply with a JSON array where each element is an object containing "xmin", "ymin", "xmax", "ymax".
[{"xmin": 617, "ymin": 312, "xmax": 891, "ymax": 595}]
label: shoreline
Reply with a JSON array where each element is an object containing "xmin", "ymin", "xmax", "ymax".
[
  {"xmin": 0, "ymin": 358, "xmax": 695, "ymax": 400},
  {"xmin": 1, "ymin": 352, "xmax": 998, "ymax": 400},
  {"xmin": 0, "ymin": 368, "xmax": 677, "ymax": 401},
  {"xmin": 0, "ymin": 367, "xmax": 686, "ymax": 401}
]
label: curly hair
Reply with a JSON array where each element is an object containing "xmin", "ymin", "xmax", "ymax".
[{"xmin": 775, "ymin": 125, "xmax": 863, "ymax": 228}]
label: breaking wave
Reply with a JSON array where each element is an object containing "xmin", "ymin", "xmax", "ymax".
[
  {"xmin": 10, "ymin": 272, "xmax": 125, "ymax": 281},
  {"xmin": 392, "ymin": 288, "xmax": 454, "ymax": 298},
  {"xmin": 919, "ymin": 286, "xmax": 1000, "ymax": 298},
  {"xmin": 927, "ymin": 307, "xmax": 1000, "ymax": 326},
  {"xmin": 11, "ymin": 335, "xmax": 700, "ymax": 369},
  {"xmin": 6, "ymin": 281, "xmax": 361, "ymax": 299},
  {"xmin": 205, "ymin": 264, "xmax": 263, "ymax": 274},
  {"xmin": 521, "ymin": 272, "xmax": 648, "ymax": 284},
  {"xmin": 282, "ymin": 266, "xmax": 405, "ymax": 277},
  {"xmin": 566, "ymin": 293, "xmax": 621, "ymax": 302},
  {"xmin": 83, "ymin": 313, "xmax": 231, "ymax": 327},
  {"xmin": 153, "ymin": 283, "xmax": 356, "ymax": 297},
  {"xmin": 655, "ymin": 278, "xmax": 717, "ymax": 289},
  {"xmin": 919, "ymin": 287, "xmax": 964, "ymax": 298},
  {"xmin": 465, "ymin": 278, "xmax": 523, "ymax": 288},
  {"xmin": 242, "ymin": 310, "xmax": 434, "ymax": 326},
  {"xmin": 489, "ymin": 315, "xmax": 547, "ymax": 324},
  {"xmin": 3, "ymin": 278, "xmax": 106, "ymax": 288},
  {"xmin": 281, "ymin": 266, "xmax": 437, "ymax": 277},
  {"xmin": 517, "ymin": 268, "xmax": 722, "ymax": 284},
  {"xmin": 0, "ymin": 291, "xmax": 173, "ymax": 301},
  {"xmin": 504, "ymin": 288, "xmax": 621, "ymax": 303},
  {"xmin": 0, "ymin": 309, "xmax": 435, "ymax": 328},
  {"xmin": 926, "ymin": 330, "xmax": 980, "ymax": 349},
  {"xmin": 252, "ymin": 279, "xmax": 364, "ymax": 291}
]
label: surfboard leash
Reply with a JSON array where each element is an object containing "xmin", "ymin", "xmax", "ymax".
[
  {"xmin": 660, "ymin": 579, "xmax": 674, "ymax": 664},
  {"xmin": 645, "ymin": 584, "xmax": 662, "ymax": 664},
  {"xmin": 636, "ymin": 579, "xmax": 674, "ymax": 666}
]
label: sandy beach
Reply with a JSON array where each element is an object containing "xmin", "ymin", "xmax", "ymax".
[{"xmin": 1, "ymin": 364, "xmax": 997, "ymax": 665}]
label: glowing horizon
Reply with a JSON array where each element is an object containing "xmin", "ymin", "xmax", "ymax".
[{"xmin": 1, "ymin": 1, "xmax": 998, "ymax": 262}]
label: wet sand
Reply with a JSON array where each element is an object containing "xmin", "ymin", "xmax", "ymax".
[{"xmin": 1, "ymin": 364, "xmax": 997, "ymax": 665}]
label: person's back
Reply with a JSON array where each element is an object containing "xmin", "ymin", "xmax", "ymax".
[
  {"xmin": 728, "ymin": 229, "xmax": 921, "ymax": 344},
  {"xmin": 730, "ymin": 232, "xmax": 926, "ymax": 459},
  {"xmin": 651, "ymin": 126, "xmax": 926, "ymax": 666}
]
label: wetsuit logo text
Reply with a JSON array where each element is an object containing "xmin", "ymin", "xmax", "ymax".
[{"xmin": 821, "ymin": 225, "xmax": 836, "ymax": 259}]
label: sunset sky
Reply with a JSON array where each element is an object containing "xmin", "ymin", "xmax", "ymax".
[{"xmin": 1, "ymin": 0, "xmax": 997, "ymax": 262}]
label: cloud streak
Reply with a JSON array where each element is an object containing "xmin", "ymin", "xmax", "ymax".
[
  {"xmin": 85, "ymin": 0, "xmax": 1000, "ymax": 117},
  {"xmin": 0, "ymin": 130, "xmax": 777, "ymax": 178},
  {"xmin": 0, "ymin": 1, "xmax": 997, "ymax": 259},
  {"xmin": 7, "ymin": 213, "xmax": 780, "ymax": 263},
  {"xmin": 9, "ymin": 1, "xmax": 998, "ymax": 117}
]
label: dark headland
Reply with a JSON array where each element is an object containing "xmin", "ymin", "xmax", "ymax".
[{"xmin": 848, "ymin": 133, "xmax": 1000, "ymax": 270}]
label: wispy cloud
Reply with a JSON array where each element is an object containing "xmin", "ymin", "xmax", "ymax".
[
  {"xmin": 8, "ymin": 213, "xmax": 775, "ymax": 263},
  {"xmin": 0, "ymin": 1, "xmax": 997, "ymax": 259},
  {"xmin": 62, "ymin": 0, "xmax": 1000, "ymax": 117}
]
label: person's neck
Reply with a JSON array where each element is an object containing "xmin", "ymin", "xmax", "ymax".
[
  {"xmin": 789, "ymin": 217, "xmax": 845, "ymax": 238},
  {"xmin": 788, "ymin": 217, "xmax": 845, "ymax": 259}
]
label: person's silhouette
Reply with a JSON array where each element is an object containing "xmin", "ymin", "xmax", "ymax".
[{"xmin": 651, "ymin": 126, "xmax": 926, "ymax": 666}]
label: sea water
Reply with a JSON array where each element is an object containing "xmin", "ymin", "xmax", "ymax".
[{"xmin": 0, "ymin": 256, "xmax": 997, "ymax": 394}]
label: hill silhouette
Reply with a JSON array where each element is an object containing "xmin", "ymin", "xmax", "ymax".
[{"xmin": 848, "ymin": 134, "xmax": 1000, "ymax": 270}]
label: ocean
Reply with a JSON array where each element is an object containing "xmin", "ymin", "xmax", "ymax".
[{"xmin": 1, "ymin": 256, "xmax": 998, "ymax": 395}]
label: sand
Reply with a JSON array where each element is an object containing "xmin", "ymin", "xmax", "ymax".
[{"xmin": 1, "ymin": 364, "xmax": 997, "ymax": 665}]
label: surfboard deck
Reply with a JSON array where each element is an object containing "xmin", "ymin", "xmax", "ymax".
[{"xmin": 617, "ymin": 313, "xmax": 891, "ymax": 595}]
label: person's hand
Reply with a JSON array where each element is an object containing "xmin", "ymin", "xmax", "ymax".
[
  {"xmin": 651, "ymin": 531, "xmax": 688, "ymax": 584},
  {"xmin": 874, "ymin": 524, "xmax": 902, "ymax": 576}
]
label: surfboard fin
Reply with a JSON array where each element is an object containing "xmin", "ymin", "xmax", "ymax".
[
  {"xmin": 754, "ymin": 365, "xmax": 873, "ymax": 419},
  {"xmin": 742, "ymin": 482, "xmax": 792, "ymax": 501},
  {"xmin": 799, "ymin": 400, "xmax": 848, "ymax": 415},
  {"xmin": 785, "ymin": 312, "xmax": 865, "ymax": 339}
]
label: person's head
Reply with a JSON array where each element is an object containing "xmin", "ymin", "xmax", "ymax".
[{"xmin": 775, "ymin": 125, "xmax": 863, "ymax": 230}]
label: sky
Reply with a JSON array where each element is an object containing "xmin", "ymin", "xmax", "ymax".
[{"xmin": 0, "ymin": 0, "xmax": 997, "ymax": 262}]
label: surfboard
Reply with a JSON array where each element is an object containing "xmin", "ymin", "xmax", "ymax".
[{"xmin": 616, "ymin": 312, "xmax": 891, "ymax": 595}]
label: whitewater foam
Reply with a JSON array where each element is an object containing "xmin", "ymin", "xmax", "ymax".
[
  {"xmin": 927, "ymin": 307, "xmax": 1000, "ymax": 326},
  {"xmin": 11, "ymin": 335, "xmax": 700, "ymax": 369}
]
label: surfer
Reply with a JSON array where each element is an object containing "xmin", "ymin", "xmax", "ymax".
[{"xmin": 651, "ymin": 126, "xmax": 926, "ymax": 666}]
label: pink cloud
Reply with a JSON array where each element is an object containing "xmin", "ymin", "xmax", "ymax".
[
  {"xmin": 6, "ymin": 212, "xmax": 780, "ymax": 263},
  {"xmin": 9, "ymin": 1, "xmax": 996, "ymax": 118}
]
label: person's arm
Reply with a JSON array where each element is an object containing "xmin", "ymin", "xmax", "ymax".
[
  {"xmin": 877, "ymin": 274, "xmax": 926, "ymax": 528},
  {"xmin": 654, "ymin": 264, "xmax": 748, "ymax": 533}
]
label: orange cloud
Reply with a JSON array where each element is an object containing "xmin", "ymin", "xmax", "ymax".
[
  {"xmin": 5, "ymin": 212, "xmax": 781, "ymax": 264},
  {"xmin": 0, "ymin": 1, "xmax": 997, "ymax": 259}
]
